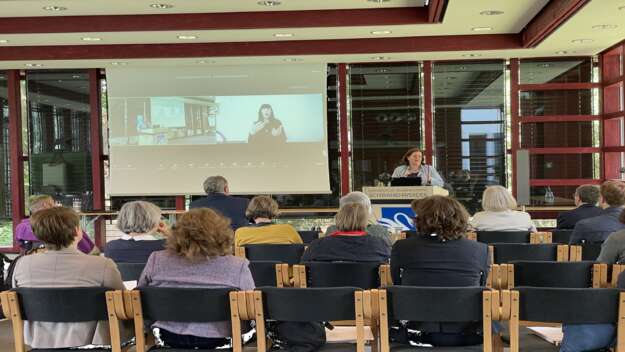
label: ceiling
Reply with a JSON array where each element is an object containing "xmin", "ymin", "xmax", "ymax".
[{"xmin": 0, "ymin": 0, "xmax": 622, "ymax": 68}]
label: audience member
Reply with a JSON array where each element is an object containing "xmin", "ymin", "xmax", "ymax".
[
  {"xmin": 390, "ymin": 196, "xmax": 489, "ymax": 347},
  {"xmin": 324, "ymin": 191, "xmax": 392, "ymax": 246},
  {"xmin": 570, "ymin": 180, "xmax": 625, "ymax": 244},
  {"xmin": 104, "ymin": 201, "xmax": 166, "ymax": 263},
  {"xmin": 189, "ymin": 175, "xmax": 249, "ymax": 230},
  {"xmin": 138, "ymin": 208, "xmax": 254, "ymax": 349},
  {"xmin": 301, "ymin": 203, "xmax": 390, "ymax": 262},
  {"xmin": 12, "ymin": 207, "xmax": 127, "ymax": 349},
  {"xmin": 15, "ymin": 194, "xmax": 96, "ymax": 254},
  {"xmin": 556, "ymin": 185, "xmax": 602, "ymax": 229},
  {"xmin": 234, "ymin": 195, "xmax": 302, "ymax": 247},
  {"xmin": 596, "ymin": 209, "xmax": 625, "ymax": 264},
  {"xmin": 470, "ymin": 185, "xmax": 537, "ymax": 232}
]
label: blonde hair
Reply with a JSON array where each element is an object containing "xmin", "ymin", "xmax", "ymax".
[
  {"xmin": 246, "ymin": 195, "xmax": 279, "ymax": 220},
  {"xmin": 167, "ymin": 208, "xmax": 233, "ymax": 261},
  {"xmin": 335, "ymin": 203, "xmax": 369, "ymax": 232},
  {"xmin": 28, "ymin": 195, "xmax": 55, "ymax": 213},
  {"xmin": 481, "ymin": 185, "xmax": 517, "ymax": 212}
]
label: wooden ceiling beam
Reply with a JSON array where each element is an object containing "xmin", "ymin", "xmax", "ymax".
[{"xmin": 521, "ymin": 0, "xmax": 591, "ymax": 48}]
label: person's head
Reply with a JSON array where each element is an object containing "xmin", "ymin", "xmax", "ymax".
[
  {"xmin": 599, "ymin": 180, "xmax": 625, "ymax": 208},
  {"xmin": 30, "ymin": 207, "xmax": 81, "ymax": 250},
  {"xmin": 246, "ymin": 195, "xmax": 280, "ymax": 221},
  {"xmin": 117, "ymin": 201, "xmax": 162, "ymax": 235},
  {"xmin": 335, "ymin": 203, "xmax": 369, "ymax": 232},
  {"xmin": 28, "ymin": 194, "xmax": 56, "ymax": 214},
  {"xmin": 574, "ymin": 185, "xmax": 600, "ymax": 206},
  {"xmin": 339, "ymin": 191, "xmax": 372, "ymax": 215},
  {"xmin": 412, "ymin": 195, "xmax": 469, "ymax": 241},
  {"xmin": 258, "ymin": 104, "xmax": 275, "ymax": 122},
  {"xmin": 481, "ymin": 185, "xmax": 517, "ymax": 212},
  {"xmin": 203, "ymin": 175, "xmax": 229, "ymax": 195},
  {"xmin": 401, "ymin": 148, "xmax": 424, "ymax": 168},
  {"xmin": 166, "ymin": 208, "xmax": 233, "ymax": 261}
]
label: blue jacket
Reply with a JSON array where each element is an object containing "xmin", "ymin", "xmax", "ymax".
[
  {"xmin": 189, "ymin": 193, "xmax": 250, "ymax": 230},
  {"xmin": 569, "ymin": 206, "xmax": 625, "ymax": 244},
  {"xmin": 556, "ymin": 203, "xmax": 603, "ymax": 229}
]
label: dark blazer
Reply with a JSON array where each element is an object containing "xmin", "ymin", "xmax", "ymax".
[
  {"xmin": 104, "ymin": 238, "xmax": 166, "ymax": 263},
  {"xmin": 301, "ymin": 235, "xmax": 390, "ymax": 263},
  {"xmin": 569, "ymin": 206, "xmax": 625, "ymax": 244},
  {"xmin": 556, "ymin": 203, "xmax": 603, "ymax": 229},
  {"xmin": 189, "ymin": 193, "xmax": 249, "ymax": 230}
]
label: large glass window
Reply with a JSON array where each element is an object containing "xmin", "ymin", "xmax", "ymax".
[
  {"xmin": 348, "ymin": 63, "xmax": 422, "ymax": 191},
  {"xmin": 0, "ymin": 73, "xmax": 12, "ymax": 247},
  {"xmin": 602, "ymin": 44, "xmax": 625, "ymax": 180},
  {"xmin": 433, "ymin": 61, "xmax": 506, "ymax": 213},
  {"xmin": 25, "ymin": 70, "xmax": 93, "ymax": 210}
]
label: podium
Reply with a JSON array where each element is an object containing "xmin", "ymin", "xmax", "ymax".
[{"xmin": 362, "ymin": 186, "xmax": 449, "ymax": 231}]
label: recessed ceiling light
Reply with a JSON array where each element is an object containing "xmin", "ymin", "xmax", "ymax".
[
  {"xmin": 42, "ymin": 5, "xmax": 67, "ymax": 11},
  {"xmin": 555, "ymin": 50, "xmax": 568, "ymax": 55},
  {"xmin": 592, "ymin": 24, "xmax": 617, "ymax": 30},
  {"xmin": 367, "ymin": 0, "xmax": 391, "ymax": 2},
  {"xmin": 72, "ymin": 75, "xmax": 81, "ymax": 79},
  {"xmin": 196, "ymin": 60, "xmax": 216, "ymax": 64},
  {"xmin": 571, "ymin": 38, "xmax": 594, "ymax": 44},
  {"xmin": 150, "ymin": 3, "xmax": 173, "ymax": 9},
  {"xmin": 462, "ymin": 53, "xmax": 481, "ymax": 57},
  {"xmin": 472, "ymin": 27, "xmax": 493, "ymax": 32},
  {"xmin": 371, "ymin": 30, "xmax": 392, "ymax": 35},
  {"xmin": 371, "ymin": 56, "xmax": 390, "ymax": 61},
  {"xmin": 257, "ymin": 0, "xmax": 281, "ymax": 6},
  {"xmin": 283, "ymin": 58, "xmax": 303, "ymax": 62},
  {"xmin": 0, "ymin": 40, "xmax": 8, "ymax": 44},
  {"xmin": 110, "ymin": 62, "xmax": 127, "ymax": 66},
  {"xmin": 273, "ymin": 33, "xmax": 294, "ymax": 38},
  {"xmin": 177, "ymin": 35, "xmax": 197, "ymax": 40},
  {"xmin": 25, "ymin": 63, "xmax": 42, "ymax": 67},
  {"xmin": 82, "ymin": 37, "xmax": 102, "ymax": 41},
  {"xmin": 480, "ymin": 10, "xmax": 504, "ymax": 16},
  {"xmin": 459, "ymin": 66, "xmax": 467, "ymax": 70}
]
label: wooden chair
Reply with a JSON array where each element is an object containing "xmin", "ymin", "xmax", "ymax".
[
  {"xmin": 492, "ymin": 261, "xmax": 605, "ymax": 290},
  {"xmin": 253, "ymin": 286, "xmax": 366, "ymax": 352},
  {"xmin": 468, "ymin": 231, "xmax": 551, "ymax": 244},
  {"xmin": 129, "ymin": 287, "xmax": 246, "ymax": 351},
  {"xmin": 0, "ymin": 287, "xmax": 124, "ymax": 352},
  {"xmin": 610, "ymin": 264, "xmax": 625, "ymax": 287},
  {"xmin": 375, "ymin": 286, "xmax": 499, "ymax": 352},
  {"xmin": 298, "ymin": 230, "xmax": 321, "ymax": 244},
  {"xmin": 235, "ymin": 244, "xmax": 305, "ymax": 265},
  {"xmin": 116, "ymin": 262, "xmax": 146, "ymax": 281},
  {"xmin": 569, "ymin": 243, "xmax": 603, "ymax": 261},
  {"xmin": 293, "ymin": 262, "xmax": 385, "ymax": 289},
  {"xmin": 248, "ymin": 260, "xmax": 289, "ymax": 287},
  {"xmin": 489, "ymin": 243, "xmax": 568, "ymax": 264},
  {"xmin": 508, "ymin": 287, "xmax": 625, "ymax": 352}
]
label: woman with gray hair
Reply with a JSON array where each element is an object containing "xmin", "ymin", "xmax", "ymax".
[
  {"xmin": 470, "ymin": 185, "xmax": 537, "ymax": 232},
  {"xmin": 104, "ymin": 201, "xmax": 167, "ymax": 263},
  {"xmin": 324, "ymin": 191, "xmax": 392, "ymax": 246}
]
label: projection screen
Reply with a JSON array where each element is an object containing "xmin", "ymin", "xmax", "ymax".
[{"xmin": 107, "ymin": 64, "xmax": 330, "ymax": 195}]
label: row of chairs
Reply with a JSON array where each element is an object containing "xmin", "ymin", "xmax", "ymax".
[{"xmin": 1, "ymin": 285, "xmax": 624, "ymax": 352}]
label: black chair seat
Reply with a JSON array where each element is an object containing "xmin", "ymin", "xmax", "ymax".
[
  {"xmin": 390, "ymin": 343, "xmax": 482, "ymax": 351},
  {"xmin": 33, "ymin": 349, "xmax": 111, "ymax": 352},
  {"xmin": 518, "ymin": 327, "xmax": 559, "ymax": 352},
  {"xmin": 316, "ymin": 343, "xmax": 358, "ymax": 352}
]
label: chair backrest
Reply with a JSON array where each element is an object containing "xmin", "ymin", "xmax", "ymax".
[
  {"xmin": 134, "ymin": 286, "xmax": 233, "ymax": 322},
  {"xmin": 12, "ymin": 287, "xmax": 110, "ymax": 322},
  {"xmin": 476, "ymin": 231, "xmax": 530, "ymax": 244},
  {"xmin": 491, "ymin": 243, "xmax": 562, "ymax": 264},
  {"xmin": 244, "ymin": 244, "xmax": 306, "ymax": 265},
  {"xmin": 551, "ymin": 229, "xmax": 574, "ymax": 244},
  {"xmin": 303, "ymin": 262, "xmax": 381, "ymax": 289},
  {"xmin": 581, "ymin": 243, "xmax": 603, "ymax": 261},
  {"xmin": 248, "ymin": 260, "xmax": 280, "ymax": 287},
  {"xmin": 297, "ymin": 231, "xmax": 320, "ymax": 244},
  {"xmin": 404, "ymin": 231, "xmax": 418, "ymax": 239},
  {"xmin": 509, "ymin": 261, "xmax": 595, "ymax": 288},
  {"xmin": 116, "ymin": 262, "xmax": 146, "ymax": 281}
]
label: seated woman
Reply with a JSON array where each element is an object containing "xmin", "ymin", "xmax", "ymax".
[
  {"xmin": 324, "ymin": 191, "xmax": 392, "ymax": 247},
  {"xmin": 138, "ymin": 208, "xmax": 255, "ymax": 349},
  {"xmin": 302, "ymin": 203, "xmax": 390, "ymax": 262},
  {"xmin": 234, "ymin": 195, "xmax": 302, "ymax": 247},
  {"xmin": 12, "ymin": 207, "xmax": 127, "ymax": 349},
  {"xmin": 391, "ymin": 196, "xmax": 490, "ymax": 347},
  {"xmin": 470, "ymin": 185, "xmax": 537, "ymax": 232},
  {"xmin": 104, "ymin": 201, "xmax": 167, "ymax": 263}
]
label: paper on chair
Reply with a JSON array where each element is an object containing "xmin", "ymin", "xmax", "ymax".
[
  {"xmin": 527, "ymin": 326, "xmax": 563, "ymax": 346},
  {"xmin": 123, "ymin": 280, "xmax": 137, "ymax": 290}
]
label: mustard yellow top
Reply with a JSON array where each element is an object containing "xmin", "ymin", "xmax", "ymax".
[{"xmin": 234, "ymin": 223, "xmax": 303, "ymax": 247}]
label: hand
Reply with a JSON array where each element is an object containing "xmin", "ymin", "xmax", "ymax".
[
  {"xmin": 271, "ymin": 125, "xmax": 283, "ymax": 136},
  {"xmin": 156, "ymin": 221, "xmax": 171, "ymax": 237},
  {"xmin": 250, "ymin": 120, "xmax": 268, "ymax": 135}
]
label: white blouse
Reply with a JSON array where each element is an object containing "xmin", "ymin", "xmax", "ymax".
[{"xmin": 470, "ymin": 210, "xmax": 537, "ymax": 232}]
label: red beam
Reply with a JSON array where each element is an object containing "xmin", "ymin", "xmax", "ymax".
[
  {"xmin": 175, "ymin": 196, "xmax": 185, "ymax": 211},
  {"xmin": 0, "ymin": 34, "xmax": 522, "ymax": 61},
  {"xmin": 510, "ymin": 59, "xmax": 520, "ymax": 197},
  {"xmin": 527, "ymin": 147, "xmax": 600, "ymax": 154},
  {"xmin": 423, "ymin": 61, "xmax": 433, "ymax": 163},
  {"xmin": 530, "ymin": 179, "xmax": 601, "ymax": 186},
  {"xmin": 603, "ymin": 146, "xmax": 625, "ymax": 153},
  {"xmin": 7, "ymin": 70, "xmax": 24, "ymax": 253},
  {"xmin": 603, "ymin": 112, "xmax": 625, "ymax": 120},
  {"xmin": 338, "ymin": 64, "xmax": 350, "ymax": 196},
  {"xmin": 518, "ymin": 82, "xmax": 599, "ymax": 91},
  {"xmin": 0, "ymin": 8, "xmax": 429, "ymax": 34},
  {"xmin": 89, "ymin": 69, "xmax": 104, "ymax": 211},
  {"xmin": 519, "ymin": 115, "xmax": 600, "ymax": 123},
  {"xmin": 522, "ymin": 0, "xmax": 591, "ymax": 48},
  {"xmin": 427, "ymin": 0, "xmax": 448, "ymax": 23}
]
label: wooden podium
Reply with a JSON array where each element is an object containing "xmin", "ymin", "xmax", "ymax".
[{"xmin": 362, "ymin": 186, "xmax": 449, "ymax": 230}]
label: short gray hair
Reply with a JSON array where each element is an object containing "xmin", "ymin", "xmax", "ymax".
[
  {"xmin": 117, "ymin": 201, "xmax": 162, "ymax": 234},
  {"xmin": 203, "ymin": 176, "xmax": 227, "ymax": 194},
  {"xmin": 481, "ymin": 185, "xmax": 517, "ymax": 212},
  {"xmin": 339, "ymin": 191, "xmax": 372, "ymax": 213},
  {"xmin": 575, "ymin": 185, "xmax": 600, "ymax": 205}
]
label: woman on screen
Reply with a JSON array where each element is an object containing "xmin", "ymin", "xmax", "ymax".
[
  {"xmin": 391, "ymin": 148, "xmax": 444, "ymax": 186},
  {"xmin": 248, "ymin": 104, "xmax": 287, "ymax": 144}
]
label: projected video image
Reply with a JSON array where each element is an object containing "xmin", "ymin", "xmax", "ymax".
[{"xmin": 108, "ymin": 94, "xmax": 324, "ymax": 146}]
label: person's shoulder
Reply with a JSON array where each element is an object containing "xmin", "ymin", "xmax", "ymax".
[
  {"xmin": 189, "ymin": 197, "xmax": 209, "ymax": 208},
  {"xmin": 607, "ymin": 229, "xmax": 625, "ymax": 241},
  {"xmin": 511, "ymin": 210, "xmax": 532, "ymax": 219},
  {"xmin": 217, "ymin": 254, "xmax": 249, "ymax": 269}
]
